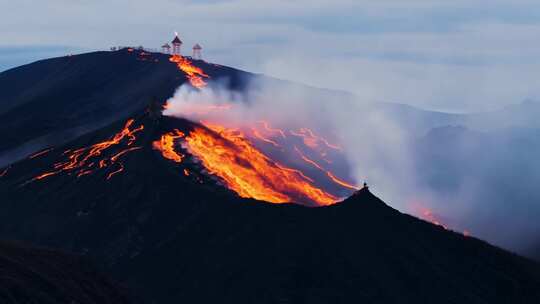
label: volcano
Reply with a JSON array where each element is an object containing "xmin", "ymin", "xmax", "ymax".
[
  {"xmin": 0, "ymin": 48, "xmax": 249, "ymax": 167},
  {"xmin": 1, "ymin": 49, "xmax": 540, "ymax": 303}
]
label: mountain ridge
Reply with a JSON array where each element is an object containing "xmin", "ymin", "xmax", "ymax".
[{"xmin": 0, "ymin": 111, "xmax": 539, "ymax": 303}]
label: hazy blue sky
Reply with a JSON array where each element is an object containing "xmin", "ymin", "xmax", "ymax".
[{"xmin": 2, "ymin": 0, "xmax": 540, "ymax": 112}]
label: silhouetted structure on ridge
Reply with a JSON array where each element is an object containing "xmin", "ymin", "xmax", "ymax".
[{"xmin": 171, "ymin": 34, "xmax": 182, "ymax": 55}]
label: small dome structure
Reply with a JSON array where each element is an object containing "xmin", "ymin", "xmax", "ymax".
[{"xmin": 192, "ymin": 43, "xmax": 203, "ymax": 60}]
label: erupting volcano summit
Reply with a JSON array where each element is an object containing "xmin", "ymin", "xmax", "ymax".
[{"xmin": 0, "ymin": 42, "xmax": 539, "ymax": 304}]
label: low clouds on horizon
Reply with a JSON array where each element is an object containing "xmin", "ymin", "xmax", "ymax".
[{"xmin": 2, "ymin": 0, "xmax": 540, "ymax": 112}]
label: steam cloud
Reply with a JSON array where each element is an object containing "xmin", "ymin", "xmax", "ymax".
[
  {"xmin": 164, "ymin": 78, "xmax": 419, "ymax": 209},
  {"xmin": 164, "ymin": 77, "xmax": 540, "ymax": 260}
]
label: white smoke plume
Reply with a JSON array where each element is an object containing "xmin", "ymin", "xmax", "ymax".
[
  {"xmin": 164, "ymin": 76, "xmax": 540, "ymax": 260},
  {"xmin": 164, "ymin": 78, "xmax": 419, "ymax": 207}
]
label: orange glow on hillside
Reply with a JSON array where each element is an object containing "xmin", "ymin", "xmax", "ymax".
[
  {"xmin": 421, "ymin": 208, "xmax": 449, "ymax": 230},
  {"xmin": 107, "ymin": 163, "xmax": 125, "ymax": 180},
  {"xmin": 29, "ymin": 148, "xmax": 53, "ymax": 159},
  {"xmin": 111, "ymin": 147, "xmax": 142, "ymax": 162},
  {"xmin": 33, "ymin": 171, "xmax": 58, "ymax": 181},
  {"xmin": 27, "ymin": 119, "xmax": 143, "ymax": 184},
  {"xmin": 251, "ymin": 128, "xmax": 281, "ymax": 148},
  {"xmin": 163, "ymin": 101, "xmax": 171, "ymax": 110},
  {"xmin": 153, "ymin": 129, "xmax": 185, "ymax": 163},
  {"xmin": 257, "ymin": 120, "xmax": 286, "ymax": 139},
  {"xmin": 326, "ymin": 171, "xmax": 359, "ymax": 191},
  {"xmin": 0, "ymin": 167, "xmax": 9, "ymax": 178},
  {"xmin": 290, "ymin": 128, "xmax": 342, "ymax": 151},
  {"xmin": 169, "ymin": 55, "xmax": 209, "ymax": 88},
  {"xmin": 294, "ymin": 146, "xmax": 358, "ymax": 191},
  {"xmin": 184, "ymin": 124, "xmax": 338, "ymax": 206},
  {"xmin": 160, "ymin": 60, "xmax": 356, "ymax": 205}
]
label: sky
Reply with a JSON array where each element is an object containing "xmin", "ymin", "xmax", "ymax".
[{"xmin": 2, "ymin": 0, "xmax": 540, "ymax": 112}]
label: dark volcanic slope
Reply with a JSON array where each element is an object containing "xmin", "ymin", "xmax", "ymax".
[
  {"xmin": 1, "ymin": 113, "xmax": 539, "ymax": 303},
  {"xmin": 0, "ymin": 48, "xmax": 251, "ymax": 166},
  {"xmin": 0, "ymin": 240, "xmax": 132, "ymax": 304},
  {"xmin": 0, "ymin": 48, "xmax": 473, "ymax": 168}
]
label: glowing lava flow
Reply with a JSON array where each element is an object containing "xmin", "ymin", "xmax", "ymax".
[
  {"xmin": 169, "ymin": 55, "xmax": 209, "ymax": 88},
  {"xmin": 153, "ymin": 129, "xmax": 185, "ymax": 163},
  {"xmin": 294, "ymin": 146, "xmax": 358, "ymax": 191},
  {"xmin": 420, "ymin": 208, "xmax": 448, "ymax": 230},
  {"xmin": 157, "ymin": 103, "xmax": 357, "ymax": 205},
  {"xmin": 0, "ymin": 167, "xmax": 9, "ymax": 178},
  {"xmin": 161, "ymin": 58, "xmax": 357, "ymax": 205},
  {"xmin": 107, "ymin": 163, "xmax": 124, "ymax": 180},
  {"xmin": 290, "ymin": 128, "xmax": 342, "ymax": 151},
  {"xmin": 419, "ymin": 207, "xmax": 471, "ymax": 237},
  {"xmin": 33, "ymin": 171, "xmax": 58, "ymax": 181},
  {"xmin": 251, "ymin": 128, "xmax": 281, "ymax": 148},
  {"xmin": 29, "ymin": 148, "xmax": 53, "ymax": 159},
  {"xmin": 184, "ymin": 124, "xmax": 338, "ymax": 206},
  {"xmin": 27, "ymin": 119, "xmax": 143, "ymax": 184},
  {"xmin": 257, "ymin": 120, "xmax": 286, "ymax": 139},
  {"xmin": 111, "ymin": 146, "xmax": 143, "ymax": 162}
]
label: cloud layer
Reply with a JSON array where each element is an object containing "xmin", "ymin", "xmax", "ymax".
[{"xmin": 2, "ymin": 1, "xmax": 540, "ymax": 111}]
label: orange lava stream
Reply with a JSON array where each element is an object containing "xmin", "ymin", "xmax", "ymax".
[
  {"xmin": 294, "ymin": 146, "xmax": 358, "ymax": 191},
  {"xmin": 28, "ymin": 119, "xmax": 143, "ymax": 183},
  {"xmin": 162, "ymin": 101, "xmax": 171, "ymax": 110},
  {"xmin": 419, "ymin": 207, "xmax": 471, "ymax": 236},
  {"xmin": 257, "ymin": 121, "xmax": 286, "ymax": 139},
  {"xmin": 29, "ymin": 148, "xmax": 53, "ymax": 159},
  {"xmin": 111, "ymin": 147, "xmax": 143, "ymax": 162},
  {"xmin": 251, "ymin": 128, "xmax": 281, "ymax": 148},
  {"xmin": 421, "ymin": 209, "xmax": 448, "ymax": 230},
  {"xmin": 294, "ymin": 146, "xmax": 325, "ymax": 171},
  {"xmin": 153, "ymin": 130, "xmax": 185, "ymax": 163},
  {"xmin": 184, "ymin": 124, "xmax": 338, "ymax": 206},
  {"xmin": 0, "ymin": 167, "xmax": 9, "ymax": 178},
  {"xmin": 169, "ymin": 55, "xmax": 209, "ymax": 88},
  {"xmin": 290, "ymin": 130, "xmax": 317, "ymax": 149},
  {"xmin": 33, "ymin": 171, "xmax": 61, "ymax": 181},
  {"xmin": 77, "ymin": 168, "xmax": 94, "ymax": 178},
  {"xmin": 290, "ymin": 128, "xmax": 342, "ymax": 151},
  {"xmin": 57, "ymin": 119, "xmax": 142, "ymax": 170},
  {"xmin": 162, "ymin": 59, "xmax": 354, "ymax": 205},
  {"xmin": 107, "ymin": 163, "xmax": 124, "ymax": 180},
  {"xmin": 326, "ymin": 171, "xmax": 359, "ymax": 191}
]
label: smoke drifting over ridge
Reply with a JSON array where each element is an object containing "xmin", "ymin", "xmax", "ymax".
[
  {"xmin": 164, "ymin": 77, "xmax": 540, "ymax": 259},
  {"xmin": 164, "ymin": 79, "xmax": 418, "ymax": 207}
]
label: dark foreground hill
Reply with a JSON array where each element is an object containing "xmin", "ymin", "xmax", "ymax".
[
  {"xmin": 0, "ymin": 240, "xmax": 132, "ymax": 304},
  {"xmin": 0, "ymin": 113, "xmax": 539, "ymax": 303}
]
